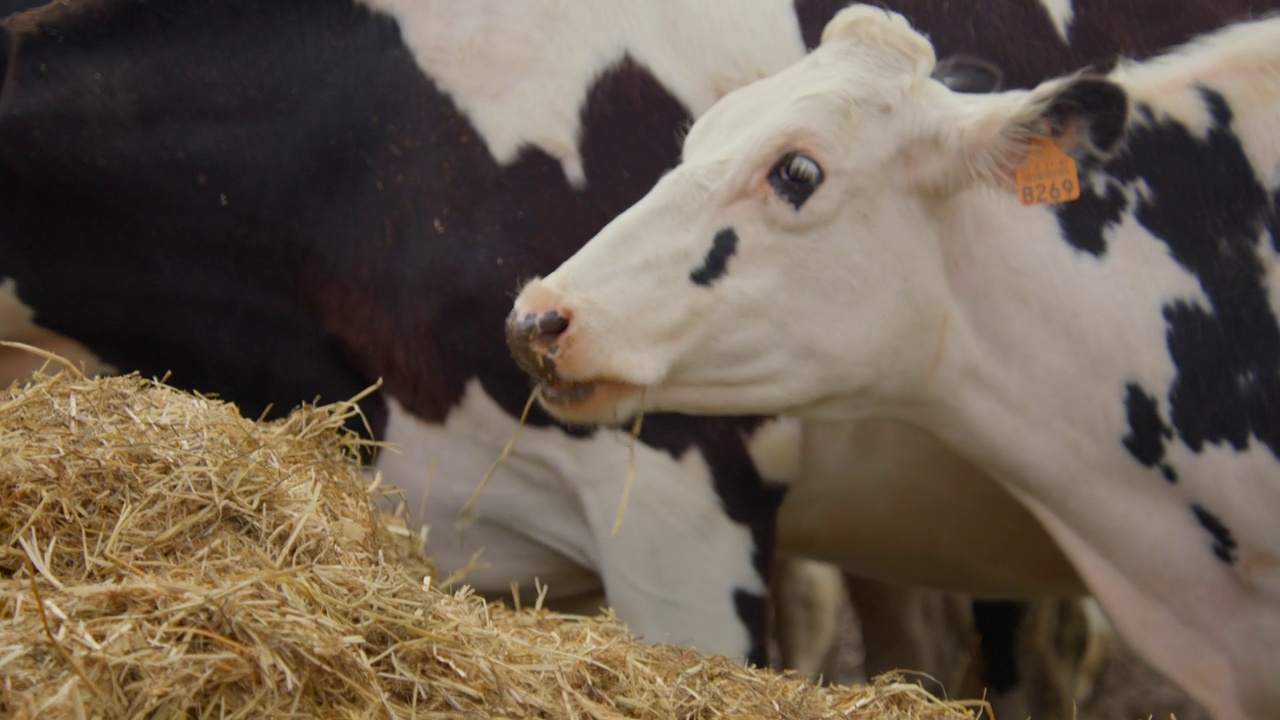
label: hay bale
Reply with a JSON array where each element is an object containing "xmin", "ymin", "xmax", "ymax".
[{"xmin": 0, "ymin": 360, "xmax": 980, "ymax": 719}]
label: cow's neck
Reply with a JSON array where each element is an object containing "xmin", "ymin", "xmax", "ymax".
[
  {"xmin": 921, "ymin": 63, "xmax": 1280, "ymax": 502},
  {"xmin": 914, "ymin": 187, "xmax": 1276, "ymax": 716},
  {"xmin": 915, "ymin": 185, "xmax": 1191, "ymax": 510}
]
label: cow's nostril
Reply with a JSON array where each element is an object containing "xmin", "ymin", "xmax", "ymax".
[
  {"xmin": 519, "ymin": 311, "xmax": 569, "ymax": 350},
  {"xmin": 506, "ymin": 309, "xmax": 571, "ymax": 383},
  {"xmin": 532, "ymin": 312, "xmax": 569, "ymax": 342}
]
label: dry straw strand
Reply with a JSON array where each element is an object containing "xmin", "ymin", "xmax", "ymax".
[
  {"xmin": 610, "ymin": 411, "xmax": 645, "ymax": 538},
  {"xmin": 455, "ymin": 388, "xmax": 539, "ymax": 533}
]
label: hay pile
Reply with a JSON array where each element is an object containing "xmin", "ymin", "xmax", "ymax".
[{"xmin": 0, "ymin": 358, "xmax": 979, "ymax": 719}]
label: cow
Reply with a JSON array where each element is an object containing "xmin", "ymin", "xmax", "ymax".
[
  {"xmin": 1, "ymin": 0, "xmax": 1272, "ymax": 713},
  {"xmin": 507, "ymin": 6, "xmax": 1280, "ymax": 718}
]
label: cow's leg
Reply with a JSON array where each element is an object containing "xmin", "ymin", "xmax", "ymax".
[
  {"xmin": 845, "ymin": 586, "xmax": 1043, "ymax": 713},
  {"xmin": 964, "ymin": 601, "xmax": 1033, "ymax": 719},
  {"xmin": 842, "ymin": 579, "xmax": 1096, "ymax": 719},
  {"xmin": 378, "ymin": 381, "xmax": 769, "ymax": 662},
  {"xmin": 772, "ymin": 554, "xmax": 846, "ymax": 677},
  {"xmin": 968, "ymin": 600, "xmax": 1024, "ymax": 693},
  {"xmin": 957, "ymin": 598, "xmax": 1114, "ymax": 720},
  {"xmin": 1013, "ymin": 598, "xmax": 1114, "ymax": 720},
  {"xmin": 844, "ymin": 575, "xmax": 974, "ymax": 694}
]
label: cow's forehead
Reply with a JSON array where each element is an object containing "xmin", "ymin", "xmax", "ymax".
[{"xmin": 683, "ymin": 51, "xmax": 909, "ymax": 164}]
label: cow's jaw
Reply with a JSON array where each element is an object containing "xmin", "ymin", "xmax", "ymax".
[{"xmin": 536, "ymin": 377, "xmax": 647, "ymax": 425}]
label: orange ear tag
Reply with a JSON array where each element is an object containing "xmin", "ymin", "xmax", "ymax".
[{"xmin": 1014, "ymin": 137, "xmax": 1080, "ymax": 206}]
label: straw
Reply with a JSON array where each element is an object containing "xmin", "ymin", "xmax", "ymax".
[{"xmin": 0, "ymin": 363, "xmax": 979, "ymax": 720}]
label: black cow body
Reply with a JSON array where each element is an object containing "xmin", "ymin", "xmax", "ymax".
[{"xmin": 1, "ymin": 2, "xmax": 1274, "ymax": 710}]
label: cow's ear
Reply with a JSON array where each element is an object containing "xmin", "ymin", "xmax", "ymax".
[
  {"xmin": 903, "ymin": 76, "xmax": 1127, "ymax": 195},
  {"xmin": 1027, "ymin": 77, "xmax": 1128, "ymax": 159},
  {"xmin": 970, "ymin": 76, "xmax": 1129, "ymax": 188}
]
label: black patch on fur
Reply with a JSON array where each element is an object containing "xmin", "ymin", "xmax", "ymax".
[
  {"xmin": 1067, "ymin": 89, "xmax": 1280, "ymax": 452},
  {"xmin": 1121, "ymin": 383, "xmax": 1177, "ymax": 482},
  {"xmin": 733, "ymin": 589, "xmax": 769, "ymax": 667},
  {"xmin": 1055, "ymin": 178, "xmax": 1127, "ymax": 257},
  {"xmin": 1115, "ymin": 90, "xmax": 1280, "ymax": 459},
  {"xmin": 1056, "ymin": 88, "xmax": 1280, "ymax": 565},
  {"xmin": 0, "ymin": 0, "xmax": 53, "ymax": 12},
  {"xmin": 690, "ymin": 227, "xmax": 738, "ymax": 286},
  {"xmin": 1191, "ymin": 503, "xmax": 1238, "ymax": 564},
  {"xmin": 1267, "ymin": 187, "xmax": 1280, "ymax": 254}
]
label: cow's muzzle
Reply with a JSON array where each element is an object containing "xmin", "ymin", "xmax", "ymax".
[
  {"xmin": 505, "ymin": 309, "xmax": 570, "ymax": 384},
  {"xmin": 507, "ymin": 295, "xmax": 647, "ymax": 420}
]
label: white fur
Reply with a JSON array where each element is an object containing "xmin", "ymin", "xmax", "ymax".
[
  {"xmin": 770, "ymin": 554, "xmax": 846, "ymax": 677},
  {"xmin": 513, "ymin": 8, "xmax": 1280, "ymax": 716},
  {"xmin": 1037, "ymin": 0, "xmax": 1075, "ymax": 43},
  {"xmin": 358, "ymin": 0, "xmax": 805, "ymax": 186},
  {"xmin": 378, "ymin": 381, "xmax": 763, "ymax": 657}
]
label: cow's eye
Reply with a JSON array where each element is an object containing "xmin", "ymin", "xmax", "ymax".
[{"xmin": 769, "ymin": 152, "xmax": 823, "ymax": 210}]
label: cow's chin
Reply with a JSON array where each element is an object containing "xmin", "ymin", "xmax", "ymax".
[{"xmin": 535, "ymin": 378, "xmax": 646, "ymax": 426}]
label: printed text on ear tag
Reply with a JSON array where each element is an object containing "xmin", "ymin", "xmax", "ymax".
[{"xmin": 1015, "ymin": 137, "xmax": 1080, "ymax": 206}]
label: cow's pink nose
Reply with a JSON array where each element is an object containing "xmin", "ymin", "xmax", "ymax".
[{"xmin": 506, "ymin": 308, "xmax": 570, "ymax": 384}]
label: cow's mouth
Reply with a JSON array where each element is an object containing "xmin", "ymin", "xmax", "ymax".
[
  {"xmin": 533, "ymin": 376, "xmax": 644, "ymax": 423},
  {"xmin": 539, "ymin": 379, "xmax": 597, "ymax": 406}
]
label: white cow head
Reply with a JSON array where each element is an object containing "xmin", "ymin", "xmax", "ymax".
[{"xmin": 507, "ymin": 6, "xmax": 1126, "ymax": 424}]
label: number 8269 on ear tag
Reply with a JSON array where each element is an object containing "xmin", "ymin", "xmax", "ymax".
[{"xmin": 1015, "ymin": 137, "xmax": 1081, "ymax": 206}]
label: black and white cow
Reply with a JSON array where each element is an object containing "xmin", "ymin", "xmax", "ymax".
[
  {"xmin": 509, "ymin": 7, "xmax": 1280, "ymax": 717},
  {"xmin": 1, "ymin": 0, "xmax": 1273, "ymax": 701}
]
